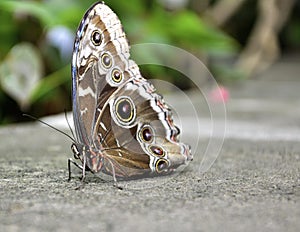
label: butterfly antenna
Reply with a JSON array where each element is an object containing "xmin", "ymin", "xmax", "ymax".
[
  {"xmin": 23, "ymin": 113, "xmax": 77, "ymax": 143},
  {"xmin": 64, "ymin": 110, "xmax": 77, "ymax": 142}
]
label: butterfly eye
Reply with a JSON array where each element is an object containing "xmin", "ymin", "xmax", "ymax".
[
  {"xmin": 115, "ymin": 97, "xmax": 135, "ymax": 124},
  {"xmin": 91, "ymin": 30, "xmax": 102, "ymax": 46},
  {"xmin": 111, "ymin": 68, "xmax": 123, "ymax": 83},
  {"xmin": 101, "ymin": 53, "xmax": 112, "ymax": 69},
  {"xmin": 139, "ymin": 126, "xmax": 154, "ymax": 143},
  {"xmin": 149, "ymin": 145, "xmax": 164, "ymax": 157},
  {"xmin": 155, "ymin": 159, "xmax": 169, "ymax": 173}
]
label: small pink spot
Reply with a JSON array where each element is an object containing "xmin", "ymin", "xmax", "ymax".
[{"xmin": 209, "ymin": 86, "xmax": 230, "ymax": 103}]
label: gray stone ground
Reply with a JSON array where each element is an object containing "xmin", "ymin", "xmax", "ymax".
[{"xmin": 0, "ymin": 55, "xmax": 299, "ymax": 232}]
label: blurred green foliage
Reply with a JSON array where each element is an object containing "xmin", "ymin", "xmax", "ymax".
[
  {"xmin": 4, "ymin": 0, "xmax": 297, "ymax": 125},
  {"xmin": 0, "ymin": 0, "xmax": 238, "ymax": 124}
]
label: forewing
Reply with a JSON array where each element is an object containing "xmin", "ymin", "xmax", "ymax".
[{"xmin": 72, "ymin": 2, "xmax": 131, "ymax": 144}]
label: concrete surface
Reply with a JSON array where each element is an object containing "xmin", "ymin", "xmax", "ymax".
[{"xmin": 0, "ymin": 55, "xmax": 300, "ymax": 232}]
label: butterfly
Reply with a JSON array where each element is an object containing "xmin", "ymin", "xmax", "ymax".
[{"xmin": 70, "ymin": 1, "xmax": 192, "ymax": 182}]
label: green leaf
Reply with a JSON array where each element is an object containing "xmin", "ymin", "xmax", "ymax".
[
  {"xmin": 0, "ymin": 0, "xmax": 56, "ymax": 27},
  {"xmin": 170, "ymin": 11, "xmax": 237, "ymax": 53},
  {"xmin": 144, "ymin": 8, "xmax": 238, "ymax": 54},
  {"xmin": 29, "ymin": 65, "xmax": 70, "ymax": 104},
  {"xmin": 0, "ymin": 0, "xmax": 90, "ymax": 29}
]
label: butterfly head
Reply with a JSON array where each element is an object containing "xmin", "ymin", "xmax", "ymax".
[{"xmin": 71, "ymin": 143, "xmax": 84, "ymax": 160}]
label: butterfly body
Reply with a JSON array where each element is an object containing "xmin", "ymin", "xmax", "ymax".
[{"xmin": 71, "ymin": 2, "xmax": 192, "ymax": 180}]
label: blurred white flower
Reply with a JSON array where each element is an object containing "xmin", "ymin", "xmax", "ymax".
[{"xmin": 46, "ymin": 26, "xmax": 74, "ymax": 61}]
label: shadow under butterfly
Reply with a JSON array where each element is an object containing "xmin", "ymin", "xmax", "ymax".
[{"xmin": 70, "ymin": 1, "xmax": 193, "ymax": 183}]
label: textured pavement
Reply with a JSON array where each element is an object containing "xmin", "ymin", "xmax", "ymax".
[{"xmin": 0, "ymin": 55, "xmax": 300, "ymax": 232}]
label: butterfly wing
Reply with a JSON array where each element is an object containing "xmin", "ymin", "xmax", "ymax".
[
  {"xmin": 72, "ymin": 2, "xmax": 131, "ymax": 145},
  {"xmin": 93, "ymin": 71, "xmax": 192, "ymax": 178},
  {"xmin": 72, "ymin": 2, "xmax": 192, "ymax": 179}
]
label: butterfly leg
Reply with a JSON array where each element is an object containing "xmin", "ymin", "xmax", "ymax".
[
  {"xmin": 68, "ymin": 158, "xmax": 87, "ymax": 190},
  {"xmin": 68, "ymin": 158, "xmax": 83, "ymax": 181},
  {"xmin": 81, "ymin": 155, "xmax": 87, "ymax": 182},
  {"xmin": 73, "ymin": 156, "xmax": 88, "ymax": 190},
  {"xmin": 105, "ymin": 157, "xmax": 123, "ymax": 190}
]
